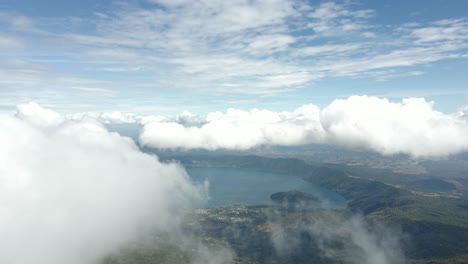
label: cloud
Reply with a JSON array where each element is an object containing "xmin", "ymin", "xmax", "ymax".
[
  {"xmin": 409, "ymin": 18, "xmax": 468, "ymax": 43},
  {"xmin": 176, "ymin": 110, "xmax": 206, "ymax": 127},
  {"xmin": 99, "ymin": 111, "xmax": 137, "ymax": 124},
  {"xmin": 2, "ymin": 1, "xmax": 468, "ymax": 109},
  {"xmin": 15, "ymin": 101, "xmax": 64, "ymax": 128},
  {"xmin": 0, "ymin": 12, "xmax": 44, "ymax": 34},
  {"xmin": 270, "ymin": 210, "xmax": 404, "ymax": 264},
  {"xmin": 246, "ymin": 34, "xmax": 296, "ymax": 55},
  {"xmin": 140, "ymin": 104, "xmax": 326, "ymax": 150},
  {"xmin": 321, "ymin": 96, "xmax": 468, "ymax": 157},
  {"xmin": 457, "ymin": 105, "xmax": 468, "ymax": 121},
  {"xmin": 57, "ymin": 1, "xmax": 370, "ymax": 94},
  {"xmin": 140, "ymin": 96, "xmax": 468, "ymax": 158},
  {"xmin": 0, "ymin": 103, "xmax": 210, "ymax": 264},
  {"xmin": 0, "ymin": 59, "xmax": 49, "ymax": 87},
  {"xmin": 68, "ymin": 109, "xmax": 204, "ymax": 126},
  {"xmin": 47, "ymin": 0, "xmax": 466, "ymax": 98},
  {"xmin": 294, "ymin": 43, "xmax": 363, "ymax": 57},
  {"xmin": 107, "ymin": 2, "xmax": 465, "ymax": 88},
  {"xmin": 307, "ymin": 2, "xmax": 374, "ymax": 34}
]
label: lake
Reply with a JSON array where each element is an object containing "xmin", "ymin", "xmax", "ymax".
[{"xmin": 187, "ymin": 166, "xmax": 346, "ymax": 208}]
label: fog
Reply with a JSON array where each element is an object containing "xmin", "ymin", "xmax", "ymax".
[
  {"xmin": 0, "ymin": 102, "xmax": 229, "ymax": 264},
  {"xmin": 269, "ymin": 208, "xmax": 404, "ymax": 264}
]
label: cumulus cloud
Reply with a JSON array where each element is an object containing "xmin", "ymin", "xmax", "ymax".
[
  {"xmin": 321, "ymin": 96, "xmax": 468, "ymax": 157},
  {"xmin": 140, "ymin": 104, "xmax": 326, "ymax": 150},
  {"xmin": 99, "ymin": 111, "xmax": 137, "ymax": 124},
  {"xmin": 140, "ymin": 96, "xmax": 468, "ymax": 158},
  {"xmin": 0, "ymin": 103, "xmax": 211, "ymax": 264},
  {"xmin": 15, "ymin": 102, "xmax": 64, "ymax": 128}
]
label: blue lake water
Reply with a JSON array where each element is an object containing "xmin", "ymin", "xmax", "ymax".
[{"xmin": 187, "ymin": 167, "xmax": 347, "ymax": 208}]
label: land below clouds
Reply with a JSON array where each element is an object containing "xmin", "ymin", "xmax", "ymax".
[{"xmin": 107, "ymin": 152, "xmax": 468, "ymax": 264}]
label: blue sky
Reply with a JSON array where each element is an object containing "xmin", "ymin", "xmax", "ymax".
[{"xmin": 1, "ymin": 0, "xmax": 467, "ymax": 114}]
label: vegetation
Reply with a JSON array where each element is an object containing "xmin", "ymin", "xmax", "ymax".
[
  {"xmin": 110, "ymin": 153, "xmax": 468, "ymax": 263},
  {"xmin": 406, "ymin": 179, "xmax": 456, "ymax": 192}
]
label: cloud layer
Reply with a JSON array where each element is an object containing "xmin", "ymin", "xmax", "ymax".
[
  {"xmin": 140, "ymin": 96, "xmax": 468, "ymax": 158},
  {"xmin": 0, "ymin": 103, "xmax": 206, "ymax": 264},
  {"xmin": 1, "ymin": 1, "xmax": 468, "ymax": 111}
]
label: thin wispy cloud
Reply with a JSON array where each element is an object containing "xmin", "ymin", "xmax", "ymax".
[{"xmin": 1, "ymin": 1, "xmax": 467, "ymax": 111}]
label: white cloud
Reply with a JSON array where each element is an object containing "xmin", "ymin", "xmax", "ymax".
[
  {"xmin": 309, "ymin": 43, "xmax": 468, "ymax": 77},
  {"xmin": 247, "ymin": 34, "xmax": 296, "ymax": 55},
  {"xmin": 307, "ymin": 2, "xmax": 374, "ymax": 34},
  {"xmin": 361, "ymin": 31, "xmax": 377, "ymax": 38},
  {"xmin": 410, "ymin": 18, "xmax": 468, "ymax": 43},
  {"xmin": 176, "ymin": 110, "xmax": 206, "ymax": 126},
  {"xmin": 99, "ymin": 111, "xmax": 137, "ymax": 124},
  {"xmin": 308, "ymin": 2, "xmax": 373, "ymax": 20},
  {"xmin": 140, "ymin": 105, "xmax": 326, "ymax": 150},
  {"xmin": 136, "ymin": 114, "xmax": 171, "ymax": 125},
  {"xmin": 54, "ymin": 1, "xmax": 376, "ymax": 94},
  {"xmin": 0, "ymin": 103, "xmax": 207, "ymax": 264},
  {"xmin": 321, "ymin": 96, "xmax": 468, "ymax": 157},
  {"xmin": 56, "ymin": 0, "xmax": 466, "ymax": 97},
  {"xmin": 140, "ymin": 96, "xmax": 468, "ymax": 158},
  {"xmin": 456, "ymin": 105, "xmax": 468, "ymax": 121},
  {"xmin": 15, "ymin": 102, "xmax": 64, "ymax": 129},
  {"xmin": 3, "ymin": 1, "xmax": 468, "ymax": 108},
  {"xmin": 68, "ymin": 109, "xmax": 204, "ymax": 126}
]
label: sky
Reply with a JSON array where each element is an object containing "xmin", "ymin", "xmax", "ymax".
[
  {"xmin": 0, "ymin": 2, "xmax": 468, "ymax": 263},
  {"xmin": 1, "ymin": 0, "xmax": 468, "ymax": 114}
]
